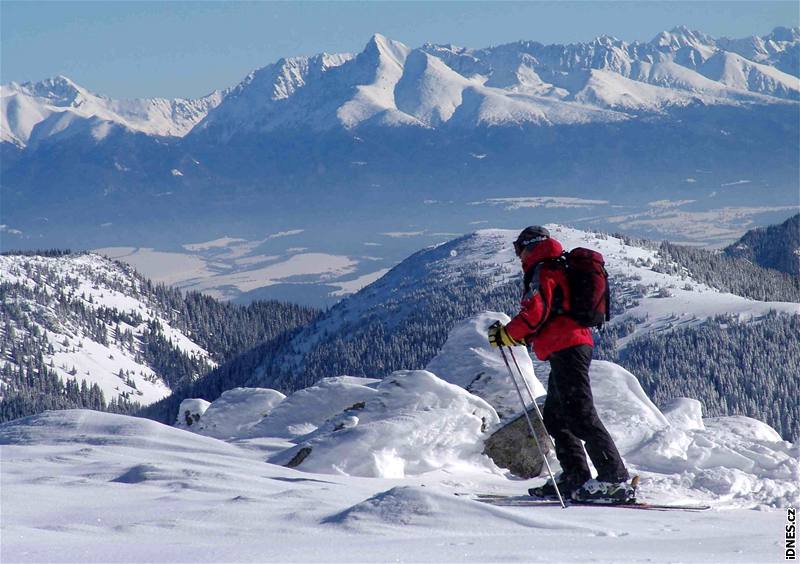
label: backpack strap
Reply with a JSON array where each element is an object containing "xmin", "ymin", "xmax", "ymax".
[
  {"xmin": 550, "ymin": 252, "xmax": 568, "ymax": 316},
  {"xmin": 522, "ymin": 262, "xmax": 542, "ymax": 298},
  {"xmin": 521, "ymin": 255, "xmax": 567, "ymax": 335}
]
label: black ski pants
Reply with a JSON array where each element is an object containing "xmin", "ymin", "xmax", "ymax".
[{"xmin": 542, "ymin": 344, "xmax": 629, "ymax": 485}]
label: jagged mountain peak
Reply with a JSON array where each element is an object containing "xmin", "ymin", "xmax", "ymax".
[
  {"xmin": 191, "ymin": 26, "xmax": 800, "ymax": 138},
  {"xmin": 651, "ymin": 26, "xmax": 715, "ymax": 51},
  {"xmin": 12, "ymin": 74, "xmax": 94, "ymax": 106},
  {"xmin": 6, "ymin": 26, "xmax": 799, "ymax": 146},
  {"xmin": 591, "ymin": 34, "xmax": 624, "ymax": 47},
  {"xmin": 1, "ymin": 72, "xmax": 227, "ymax": 145},
  {"xmin": 767, "ymin": 26, "xmax": 800, "ymax": 43},
  {"xmin": 365, "ymin": 33, "xmax": 411, "ymax": 59}
]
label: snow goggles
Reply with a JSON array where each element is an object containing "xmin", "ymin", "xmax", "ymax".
[{"xmin": 513, "ymin": 235, "xmax": 548, "ymax": 256}]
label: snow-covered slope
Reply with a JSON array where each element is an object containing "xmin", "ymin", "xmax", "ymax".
[
  {"xmin": 1, "ymin": 408, "xmax": 790, "ymax": 563},
  {"xmin": 0, "ymin": 253, "xmax": 215, "ymax": 405},
  {"xmin": 266, "ymin": 225, "xmax": 798, "ymax": 385},
  {"xmin": 2, "ymin": 305, "xmax": 797, "ymax": 562},
  {"xmin": 191, "ymin": 52, "xmax": 352, "ymax": 140},
  {"xmin": 0, "ymin": 75, "xmax": 224, "ymax": 147}
]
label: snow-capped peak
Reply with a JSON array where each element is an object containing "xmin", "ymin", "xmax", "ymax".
[
  {"xmin": 266, "ymin": 225, "xmax": 799, "ymax": 386},
  {"xmin": 652, "ymin": 26, "xmax": 715, "ymax": 50},
  {"xmin": 767, "ymin": 25, "xmax": 800, "ymax": 43},
  {"xmin": 1, "ymin": 75, "xmax": 225, "ymax": 147},
  {"xmin": 363, "ymin": 33, "xmax": 412, "ymax": 68},
  {"xmin": 13, "ymin": 74, "xmax": 90, "ymax": 106}
]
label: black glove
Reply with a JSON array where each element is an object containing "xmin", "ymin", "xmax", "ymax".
[{"xmin": 487, "ymin": 320, "xmax": 524, "ymax": 348}]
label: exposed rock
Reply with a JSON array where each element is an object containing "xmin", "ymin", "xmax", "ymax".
[
  {"xmin": 483, "ymin": 405, "xmax": 551, "ymax": 479},
  {"xmin": 286, "ymin": 447, "xmax": 313, "ymax": 468}
]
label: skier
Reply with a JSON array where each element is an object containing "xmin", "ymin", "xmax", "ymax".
[{"xmin": 487, "ymin": 226, "xmax": 634, "ymax": 503}]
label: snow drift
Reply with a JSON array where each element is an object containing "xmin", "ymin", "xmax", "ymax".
[
  {"xmin": 268, "ymin": 370, "xmax": 500, "ymax": 478},
  {"xmin": 174, "ymin": 398, "xmax": 210, "ymax": 430},
  {"xmin": 248, "ymin": 376, "xmax": 380, "ymax": 439},
  {"xmin": 194, "ymin": 387, "xmax": 286, "ymax": 439},
  {"xmin": 425, "ymin": 311, "xmax": 546, "ymax": 420}
]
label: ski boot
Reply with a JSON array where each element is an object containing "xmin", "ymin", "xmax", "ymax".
[
  {"xmin": 570, "ymin": 477, "xmax": 638, "ymax": 504},
  {"xmin": 528, "ymin": 475, "xmax": 585, "ymax": 500}
]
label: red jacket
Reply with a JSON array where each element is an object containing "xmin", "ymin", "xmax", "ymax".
[{"xmin": 505, "ymin": 238, "xmax": 594, "ymax": 360}]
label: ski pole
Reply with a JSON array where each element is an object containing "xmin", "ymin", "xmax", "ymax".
[
  {"xmin": 499, "ymin": 346, "xmax": 566, "ymax": 509},
  {"xmin": 507, "ymin": 347, "xmax": 558, "ymax": 455}
]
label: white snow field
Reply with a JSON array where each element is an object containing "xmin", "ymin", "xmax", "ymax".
[{"xmin": 2, "ymin": 312, "xmax": 797, "ymax": 563}]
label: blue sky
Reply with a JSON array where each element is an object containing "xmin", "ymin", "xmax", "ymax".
[{"xmin": 2, "ymin": 1, "xmax": 797, "ymax": 99}]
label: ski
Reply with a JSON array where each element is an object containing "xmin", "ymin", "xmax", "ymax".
[{"xmin": 466, "ymin": 494, "xmax": 711, "ymax": 511}]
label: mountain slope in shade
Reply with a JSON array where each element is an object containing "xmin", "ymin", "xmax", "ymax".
[{"xmin": 724, "ymin": 213, "xmax": 800, "ymax": 275}]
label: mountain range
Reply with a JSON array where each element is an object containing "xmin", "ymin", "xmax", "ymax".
[
  {"xmin": 1, "ymin": 26, "xmax": 798, "ymax": 304},
  {"xmin": 4, "ymin": 27, "xmax": 798, "ymax": 148}
]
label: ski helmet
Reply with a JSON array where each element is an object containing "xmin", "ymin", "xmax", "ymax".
[{"xmin": 513, "ymin": 226, "xmax": 550, "ymax": 256}]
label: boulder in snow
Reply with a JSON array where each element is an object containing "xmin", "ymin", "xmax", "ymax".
[{"xmin": 483, "ymin": 403, "xmax": 550, "ymax": 478}]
